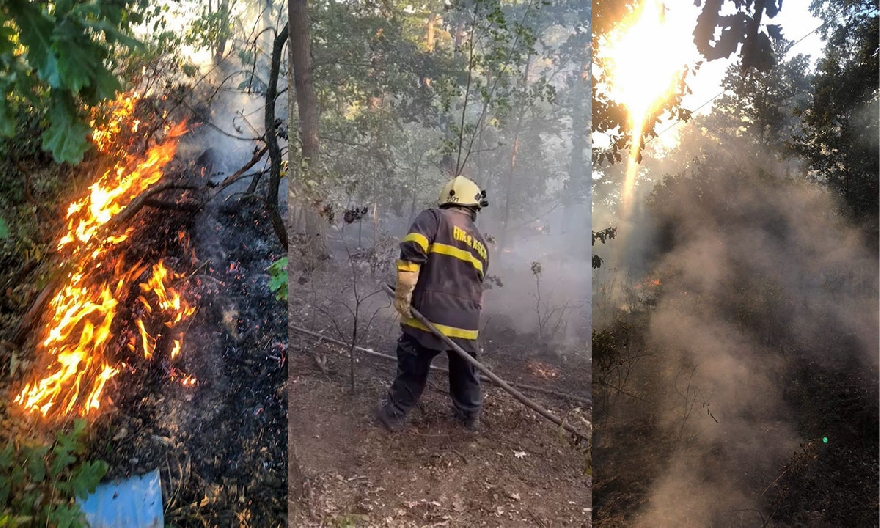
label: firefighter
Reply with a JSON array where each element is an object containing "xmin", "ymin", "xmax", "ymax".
[{"xmin": 377, "ymin": 175, "xmax": 490, "ymax": 432}]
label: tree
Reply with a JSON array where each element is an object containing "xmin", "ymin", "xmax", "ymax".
[
  {"xmin": 794, "ymin": 0, "xmax": 879, "ymax": 221},
  {"xmin": 711, "ymin": 40, "xmax": 813, "ymax": 149},
  {"xmin": 289, "ymin": 0, "xmax": 319, "ymax": 165},
  {"xmin": 266, "ymin": 22, "xmax": 289, "ymax": 250},
  {"xmin": 0, "ymin": 0, "xmax": 147, "ymax": 164}
]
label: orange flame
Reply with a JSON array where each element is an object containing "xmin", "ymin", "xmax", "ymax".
[
  {"xmin": 139, "ymin": 262, "xmax": 196, "ymax": 326},
  {"xmin": 90, "ymin": 92, "xmax": 140, "ymax": 155},
  {"xmin": 170, "ymin": 340, "xmax": 182, "ymax": 359},
  {"xmin": 58, "ymin": 120, "xmax": 188, "ymax": 252},
  {"xmin": 15, "ymin": 95, "xmax": 195, "ymax": 419},
  {"xmin": 527, "ymin": 360, "xmax": 559, "ymax": 380}
]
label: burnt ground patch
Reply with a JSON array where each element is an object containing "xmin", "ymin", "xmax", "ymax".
[{"xmin": 86, "ymin": 166, "xmax": 288, "ymax": 527}]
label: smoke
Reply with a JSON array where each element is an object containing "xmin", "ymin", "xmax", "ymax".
[
  {"xmin": 594, "ymin": 135, "xmax": 878, "ymax": 525},
  {"xmin": 482, "ymin": 218, "xmax": 591, "ymax": 351}
]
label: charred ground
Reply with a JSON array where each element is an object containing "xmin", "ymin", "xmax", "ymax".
[{"xmin": 0, "ymin": 131, "xmax": 288, "ymax": 526}]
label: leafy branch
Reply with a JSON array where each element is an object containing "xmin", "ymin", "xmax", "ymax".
[
  {"xmin": 0, "ymin": 0, "xmax": 147, "ymax": 164},
  {"xmin": 592, "ymin": 226, "xmax": 617, "ymax": 269},
  {"xmin": 1, "ymin": 418, "xmax": 108, "ymax": 528}
]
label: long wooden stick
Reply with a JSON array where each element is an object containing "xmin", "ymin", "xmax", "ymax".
[
  {"xmin": 289, "ymin": 323, "xmax": 591, "ymax": 406},
  {"xmin": 381, "ymin": 285, "xmax": 588, "ymax": 440}
]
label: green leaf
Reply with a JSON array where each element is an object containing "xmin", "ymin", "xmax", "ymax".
[
  {"xmin": 52, "ymin": 20, "xmax": 98, "ymax": 94},
  {"xmin": 50, "ymin": 446, "xmax": 77, "ymax": 479},
  {"xmin": 70, "ymin": 418, "xmax": 88, "ymax": 440},
  {"xmin": 0, "ymin": 478, "xmax": 10, "ymax": 509},
  {"xmin": 7, "ymin": 0, "xmax": 61, "ymax": 87},
  {"xmin": 0, "ymin": 96, "xmax": 10, "ymax": 138},
  {"xmin": 0, "ymin": 18, "xmax": 16, "ymax": 57},
  {"xmin": 267, "ymin": 257, "xmax": 288, "ymax": 301},
  {"xmin": 25, "ymin": 445, "xmax": 49, "ymax": 483},
  {"xmin": 0, "ymin": 443, "xmax": 13, "ymax": 469},
  {"xmin": 69, "ymin": 460, "xmax": 107, "ymax": 499},
  {"xmin": 10, "ymin": 465, "xmax": 25, "ymax": 487},
  {"xmin": 46, "ymin": 503, "xmax": 85, "ymax": 528},
  {"xmin": 81, "ymin": 19, "xmax": 142, "ymax": 49},
  {"xmin": 41, "ymin": 92, "xmax": 91, "ymax": 164}
]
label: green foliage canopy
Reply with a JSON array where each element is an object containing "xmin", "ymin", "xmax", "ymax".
[
  {"xmin": 0, "ymin": 0, "xmax": 146, "ymax": 164},
  {"xmin": 795, "ymin": 0, "xmax": 879, "ymax": 219}
]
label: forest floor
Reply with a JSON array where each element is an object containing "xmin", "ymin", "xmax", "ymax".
[
  {"xmin": 0, "ymin": 139, "xmax": 288, "ymax": 527},
  {"xmin": 591, "ymin": 305, "xmax": 879, "ymax": 528},
  {"xmin": 287, "ymin": 250, "xmax": 591, "ymax": 528}
]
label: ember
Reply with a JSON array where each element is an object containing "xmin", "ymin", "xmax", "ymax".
[
  {"xmin": 15, "ymin": 93, "xmax": 197, "ymax": 419},
  {"xmin": 527, "ymin": 360, "xmax": 560, "ymax": 380}
]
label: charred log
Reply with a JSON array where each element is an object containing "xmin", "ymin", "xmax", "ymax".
[
  {"xmin": 99, "ymin": 182, "xmax": 201, "ymax": 239},
  {"xmin": 143, "ymin": 199, "xmax": 204, "ymax": 213},
  {"xmin": 12, "ymin": 279, "xmax": 58, "ymax": 346}
]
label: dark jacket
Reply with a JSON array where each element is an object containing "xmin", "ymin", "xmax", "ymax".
[{"xmin": 397, "ymin": 207, "xmax": 489, "ymax": 353}]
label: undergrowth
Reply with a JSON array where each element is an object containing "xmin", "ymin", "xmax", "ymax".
[{"xmin": 0, "ymin": 419, "xmax": 107, "ymax": 528}]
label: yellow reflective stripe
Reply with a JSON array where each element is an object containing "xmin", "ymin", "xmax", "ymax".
[
  {"xmin": 396, "ymin": 260, "xmax": 421, "ymax": 272},
  {"xmin": 429, "ymin": 243, "xmax": 484, "ymax": 276},
  {"xmin": 401, "ymin": 232, "xmax": 429, "ymax": 252},
  {"xmin": 402, "ymin": 317, "xmax": 478, "ymax": 340}
]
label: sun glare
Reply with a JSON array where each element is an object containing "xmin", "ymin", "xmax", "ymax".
[
  {"xmin": 598, "ymin": 0, "xmax": 694, "ymax": 223},
  {"xmin": 600, "ymin": 0, "xmax": 693, "ymax": 129}
]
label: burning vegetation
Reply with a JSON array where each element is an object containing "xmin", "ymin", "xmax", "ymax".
[{"xmin": 14, "ymin": 93, "xmax": 198, "ymax": 420}]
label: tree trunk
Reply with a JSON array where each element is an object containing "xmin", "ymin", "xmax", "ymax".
[
  {"xmin": 288, "ymin": 0, "xmax": 328, "ymax": 278},
  {"xmin": 499, "ymin": 54, "xmax": 532, "ymax": 255},
  {"xmin": 499, "ymin": 124, "xmax": 521, "ymax": 253},
  {"xmin": 289, "ymin": 0, "xmax": 319, "ymax": 165},
  {"xmin": 287, "ymin": 1, "xmax": 321, "ymax": 507},
  {"xmin": 215, "ymin": 0, "xmax": 229, "ymax": 63},
  {"xmin": 265, "ymin": 24, "xmax": 289, "ymax": 251},
  {"xmin": 208, "ymin": 0, "xmax": 215, "ymax": 60},
  {"xmin": 564, "ymin": 43, "xmax": 590, "ymax": 260}
]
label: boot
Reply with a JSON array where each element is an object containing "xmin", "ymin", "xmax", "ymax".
[
  {"xmin": 452, "ymin": 406, "xmax": 481, "ymax": 432},
  {"xmin": 376, "ymin": 403, "xmax": 407, "ymax": 432}
]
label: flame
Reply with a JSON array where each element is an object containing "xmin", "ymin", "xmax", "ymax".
[
  {"xmin": 135, "ymin": 262, "xmax": 195, "ymax": 359},
  {"xmin": 15, "ymin": 94, "xmax": 195, "ymax": 419},
  {"xmin": 90, "ymin": 92, "xmax": 139, "ymax": 155},
  {"xmin": 169, "ymin": 367, "xmax": 197, "ymax": 387},
  {"xmin": 170, "ymin": 340, "xmax": 182, "ymax": 359},
  {"xmin": 527, "ymin": 360, "xmax": 559, "ymax": 380},
  {"xmin": 58, "ymin": 120, "xmax": 188, "ymax": 252},
  {"xmin": 139, "ymin": 262, "xmax": 196, "ymax": 326}
]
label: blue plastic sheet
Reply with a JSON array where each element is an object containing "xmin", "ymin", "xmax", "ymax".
[{"xmin": 77, "ymin": 469, "xmax": 164, "ymax": 528}]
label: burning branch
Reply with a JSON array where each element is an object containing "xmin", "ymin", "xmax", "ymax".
[
  {"xmin": 14, "ymin": 99, "xmax": 200, "ymax": 420},
  {"xmin": 98, "ymin": 181, "xmax": 201, "ymax": 237}
]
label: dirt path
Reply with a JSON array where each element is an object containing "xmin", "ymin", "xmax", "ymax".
[{"xmin": 288, "ymin": 330, "xmax": 591, "ymax": 527}]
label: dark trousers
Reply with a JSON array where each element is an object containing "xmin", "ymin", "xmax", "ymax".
[{"xmin": 387, "ymin": 332, "xmax": 482, "ymax": 418}]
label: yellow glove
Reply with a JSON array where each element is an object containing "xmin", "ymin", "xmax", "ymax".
[{"xmin": 394, "ymin": 269, "xmax": 419, "ymax": 319}]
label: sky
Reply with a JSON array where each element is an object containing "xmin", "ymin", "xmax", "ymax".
[
  {"xmin": 592, "ymin": 2, "xmax": 827, "ymax": 155},
  {"xmin": 680, "ymin": 2, "xmax": 826, "ymax": 117}
]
